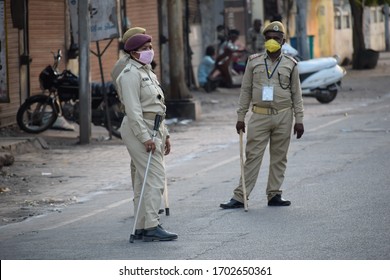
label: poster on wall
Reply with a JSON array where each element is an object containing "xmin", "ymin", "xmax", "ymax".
[
  {"xmin": 68, "ymin": 0, "xmax": 119, "ymax": 44},
  {"xmin": 0, "ymin": 0, "xmax": 9, "ymax": 103}
]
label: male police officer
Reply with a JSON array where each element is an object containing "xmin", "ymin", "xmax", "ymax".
[{"xmin": 220, "ymin": 21, "xmax": 304, "ymax": 209}]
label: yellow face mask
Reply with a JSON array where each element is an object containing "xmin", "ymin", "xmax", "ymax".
[{"xmin": 265, "ymin": 39, "xmax": 281, "ymax": 53}]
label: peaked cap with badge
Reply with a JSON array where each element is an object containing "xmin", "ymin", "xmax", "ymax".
[
  {"xmin": 122, "ymin": 27, "xmax": 146, "ymax": 43},
  {"xmin": 262, "ymin": 21, "xmax": 286, "ymax": 36}
]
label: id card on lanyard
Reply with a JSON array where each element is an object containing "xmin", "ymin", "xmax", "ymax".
[
  {"xmin": 262, "ymin": 57, "xmax": 282, "ymax": 101},
  {"xmin": 262, "ymin": 86, "xmax": 274, "ymax": 101}
]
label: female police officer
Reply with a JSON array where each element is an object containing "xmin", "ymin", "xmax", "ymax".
[
  {"xmin": 116, "ymin": 34, "xmax": 177, "ymax": 241},
  {"xmin": 220, "ymin": 21, "xmax": 304, "ymax": 209}
]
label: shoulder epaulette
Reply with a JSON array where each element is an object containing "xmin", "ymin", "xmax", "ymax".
[
  {"xmin": 249, "ymin": 53, "xmax": 263, "ymax": 61},
  {"xmin": 283, "ymin": 54, "xmax": 298, "ymax": 65},
  {"xmin": 123, "ymin": 63, "xmax": 135, "ymax": 73}
]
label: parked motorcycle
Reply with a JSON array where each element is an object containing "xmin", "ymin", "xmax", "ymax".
[
  {"xmin": 16, "ymin": 50, "xmax": 124, "ymax": 138},
  {"xmin": 283, "ymin": 43, "xmax": 347, "ymax": 104}
]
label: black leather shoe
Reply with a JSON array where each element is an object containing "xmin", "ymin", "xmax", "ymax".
[
  {"xmin": 143, "ymin": 225, "xmax": 178, "ymax": 242},
  {"xmin": 220, "ymin": 198, "xmax": 244, "ymax": 209},
  {"xmin": 134, "ymin": 229, "xmax": 144, "ymax": 240},
  {"xmin": 268, "ymin": 194, "xmax": 291, "ymax": 206}
]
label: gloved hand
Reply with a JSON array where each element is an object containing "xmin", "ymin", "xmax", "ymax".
[
  {"xmin": 294, "ymin": 123, "xmax": 304, "ymax": 139},
  {"xmin": 236, "ymin": 121, "xmax": 245, "ymax": 134}
]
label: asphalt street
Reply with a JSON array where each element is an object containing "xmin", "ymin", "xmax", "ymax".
[{"xmin": 1, "ymin": 60, "xmax": 390, "ymax": 270}]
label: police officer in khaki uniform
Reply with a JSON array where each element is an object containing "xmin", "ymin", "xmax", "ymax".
[
  {"xmin": 117, "ymin": 34, "xmax": 177, "ymax": 241},
  {"xmin": 111, "ymin": 27, "xmax": 146, "ymax": 198},
  {"xmin": 220, "ymin": 21, "xmax": 304, "ymax": 209}
]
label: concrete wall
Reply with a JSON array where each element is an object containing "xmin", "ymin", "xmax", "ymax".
[
  {"xmin": 334, "ymin": 4, "xmax": 353, "ymax": 62},
  {"xmin": 364, "ymin": 6, "xmax": 387, "ymax": 51}
]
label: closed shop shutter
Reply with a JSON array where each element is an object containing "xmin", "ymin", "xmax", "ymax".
[
  {"xmin": 0, "ymin": 0, "xmax": 21, "ymax": 127},
  {"xmin": 28, "ymin": 0, "xmax": 66, "ymax": 95},
  {"xmin": 125, "ymin": 0, "xmax": 160, "ymax": 79},
  {"xmin": 29, "ymin": 0, "xmax": 160, "ymax": 90}
]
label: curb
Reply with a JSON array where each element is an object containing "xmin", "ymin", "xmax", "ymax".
[{"xmin": 0, "ymin": 137, "xmax": 49, "ymax": 168}]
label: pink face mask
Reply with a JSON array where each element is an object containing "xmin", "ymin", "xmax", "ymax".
[{"xmin": 136, "ymin": 49, "xmax": 154, "ymax": 65}]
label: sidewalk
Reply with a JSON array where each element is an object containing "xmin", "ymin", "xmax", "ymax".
[{"xmin": 378, "ymin": 50, "xmax": 390, "ymax": 66}]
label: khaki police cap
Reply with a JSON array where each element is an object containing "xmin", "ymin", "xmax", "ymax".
[
  {"xmin": 262, "ymin": 21, "xmax": 285, "ymax": 35},
  {"xmin": 122, "ymin": 27, "xmax": 146, "ymax": 43}
]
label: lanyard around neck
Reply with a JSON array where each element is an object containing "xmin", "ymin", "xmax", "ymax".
[{"xmin": 264, "ymin": 56, "xmax": 282, "ymax": 79}]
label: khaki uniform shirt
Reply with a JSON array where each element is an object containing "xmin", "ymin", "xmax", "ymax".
[
  {"xmin": 116, "ymin": 59, "xmax": 169, "ymax": 143},
  {"xmin": 237, "ymin": 52, "xmax": 304, "ymax": 123},
  {"xmin": 111, "ymin": 54, "xmax": 129, "ymax": 95}
]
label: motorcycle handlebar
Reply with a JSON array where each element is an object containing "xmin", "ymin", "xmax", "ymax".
[{"xmin": 51, "ymin": 49, "xmax": 62, "ymax": 72}]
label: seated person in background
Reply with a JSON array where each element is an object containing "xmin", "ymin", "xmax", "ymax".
[
  {"xmin": 213, "ymin": 29, "xmax": 245, "ymax": 88},
  {"xmin": 198, "ymin": 45, "xmax": 216, "ymax": 91}
]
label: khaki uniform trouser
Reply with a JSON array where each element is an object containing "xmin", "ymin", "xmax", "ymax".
[
  {"xmin": 120, "ymin": 117, "xmax": 165, "ymax": 230},
  {"xmin": 233, "ymin": 107, "xmax": 293, "ymax": 202}
]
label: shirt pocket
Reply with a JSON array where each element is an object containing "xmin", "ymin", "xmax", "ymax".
[
  {"xmin": 140, "ymin": 77, "xmax": 154, "ymax": 89},
  {"xmin": 277, "ymin": 68, "xmax": 291, "ymax": 89},
  {"xmin": 253, "ymin": 67, "xmax": 267, "ymax": 85},
  {"xmin": 140, "ymin": 76, "xmax": 157, "ymax": 99}
]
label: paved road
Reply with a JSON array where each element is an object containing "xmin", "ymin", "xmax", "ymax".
[{"xmin": 1, "ymin": 63, "xmax": 390, "ymax": 278}]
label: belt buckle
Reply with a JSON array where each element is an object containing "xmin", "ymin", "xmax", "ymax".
[{"xmin": 270, "ymin": 108, "xmax": 278, "ymax": 115}]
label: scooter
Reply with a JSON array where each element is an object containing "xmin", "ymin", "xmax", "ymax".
[{"xmin": 283, "ymin": 43, "xmax": 347, "ymax": 104}]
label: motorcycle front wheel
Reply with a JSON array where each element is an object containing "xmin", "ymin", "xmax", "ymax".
[{"xmin": 16, "ymin": 95, "xmax": 58, "ymax": 133}]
